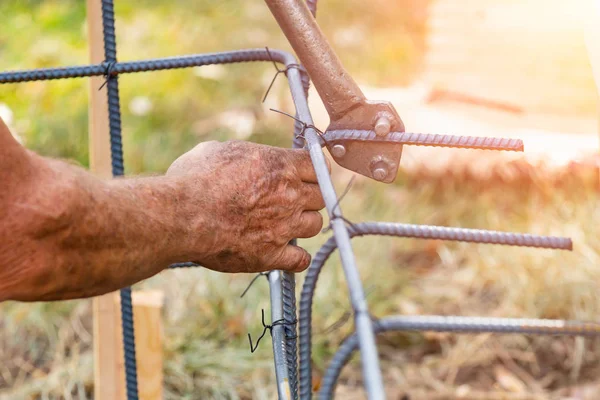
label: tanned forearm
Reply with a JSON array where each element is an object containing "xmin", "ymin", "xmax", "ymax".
[
  {"xmin": 0, "ymin": 150, "xmax": 199, "ymax": 301},
  {"xmin": 0, "ymin": 116, "xmax": 327, "ymax": 303}
]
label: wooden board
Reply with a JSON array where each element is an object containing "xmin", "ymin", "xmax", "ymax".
[{"xmin": 115, "ymin": 291, "xmax": 165, "ymax": 400}]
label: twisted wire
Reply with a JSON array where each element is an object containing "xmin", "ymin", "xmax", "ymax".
[
  {"xmin": 323, "ymin": 130, "xmax": 525, "ymax": 152},
  {"xmin": 298, "ymin": 222, "xmax": 572, "ymax": 398},
  {"xmin": 319, "ymin": 316, "xmax": 600, "ymax": 399}
]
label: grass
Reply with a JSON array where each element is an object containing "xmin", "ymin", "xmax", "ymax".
[{"xmin": 3, "ymin": 0, "xmax": 600, "ymax": 399}]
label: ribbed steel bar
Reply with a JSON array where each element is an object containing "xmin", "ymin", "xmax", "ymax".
[
  {"xmin": 281, "ymin": 271, "xmax": 298, "ymax": 399},
  {"xmin": 0, "ymin": 50, "xmax": 307, "ymax": 84},
  {"xmin": 323, "ymin": 130, "xmax": 525, "ymax": 152},
  {"xmin": 319, "ymin": 316, "xmax": 600, "ymax": 399},
  {"xmin": 298, "ymin": 222, "xmax": 572, "ymax": 398},
  {"xmin": 280, "ymin": 59, "xmax": 386, "ymax": 400},
  {"xmin": 99, "ymin": 0, "xmax": 139, "ymax": 399},
  {"xmin": 283, "ymin": 68, "xmax": 312, "ymax": 399},
  {"xmin": 269, "ymin": 271, "xmax": 293, "ymax": 400}
]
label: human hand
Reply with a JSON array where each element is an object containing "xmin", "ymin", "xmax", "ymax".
[{"xmin": 167, "ymin": 140, "xmax": 329, "ymax": 273}]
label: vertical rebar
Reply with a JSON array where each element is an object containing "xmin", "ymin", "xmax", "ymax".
[
  {"xmin": 270, "ymin": 271, "xmax": 293, "ymax": 400},
  {"xmin": 101, "ymin": 1, "xmax": 139, "ymax": 399},
  {"xmin": 282, "ymin": 272, "xmax": 298, "ymax": 400},
  {"xmin": 282, "ymin": 59, "xmax": 386, "ymax": 399},
  {"xmin": 282, "ymin": 66, "xmax": 312, "ymax": 400}
]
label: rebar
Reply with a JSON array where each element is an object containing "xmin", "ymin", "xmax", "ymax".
[
  {"xmin": 269, "ymin": 272, "xmax": 293, "ymax": 399},
  {"xmin": 0, "ymin": 50, "xmax": 307, "ymax": 84},
  {"xmin": 318, "ymin": 315, "xmax": 600, "ymax": 399},
  {"xmin": 298, "ymin": 222, "xmax": 572, "ymax": 398},
  {"xmin": 99, "ymin": 1, "xmax": 139, "ymax": 399},
  {"xmin": 282, "ymin": 68, "xmax": 386, "ymax": 400},
  {"xmin": 323, "ymin": 130, "xmax": 525, "ymax": 152}
]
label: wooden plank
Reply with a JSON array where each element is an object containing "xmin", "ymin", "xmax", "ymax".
[
  {"xmin": 87, "ymin": 0, "xmax": 125, "ymax": 399},
  {"xmin": 128, "ymin": 291, "xmax": 165, "ymax": 400}
]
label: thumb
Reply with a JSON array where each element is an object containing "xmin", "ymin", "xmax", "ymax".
[{"xmin": 277, "ymin": 245, "xmax": 311, "ymax": 272}]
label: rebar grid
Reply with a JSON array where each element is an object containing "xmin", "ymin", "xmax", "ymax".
[
  {"xmin": 318, "ymin": 316, "xmax": 600, "ymax": 399},
  {"xmin": 297, "ymin": 222, "xmax": 575, "ymax": 398},
  {"xmin": 0, "ymin": 1, "xmax": 593, "ymax": 400}
]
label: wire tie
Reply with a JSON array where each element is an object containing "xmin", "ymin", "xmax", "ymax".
[
  {"xmin": 262, "ymin": 47, "xmax": 306, "ymax": 103},
  {"xmin": 268, "ymin": 108, "xmax": 326, "ymax": 146},
  {"xmin": 99, "ymin": 61, "xmax": 117, "ymax": 91},
  {"xmin": 248, "ymin": 309, "xmax": 298, "ymax": 353},
  {"xmin": 322, "ymin": 176, "xmax": 356, "ymax": 233},
  {"xmin": 240, "ymin": 272, "xmax": 270, "ymax": 298}
]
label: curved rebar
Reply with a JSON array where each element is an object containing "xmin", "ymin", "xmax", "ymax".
[
  {"xmin": 298, "ymin": 222, "xmax": 572, "ymax": 398},
  {"xmin": 318, "ymin": 315, "xmax": 600, "ymax": 399},
  {"xmin": 323, "ymin": 130, "xmax": 525, "ymax": 152}
]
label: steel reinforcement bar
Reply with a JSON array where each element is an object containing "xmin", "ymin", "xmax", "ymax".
[
  {"xmin": 318, "ymin": 315, "xmax": 600, "ymax": 399},
  {"xmin": 298, "ymin": 222, "xmax": 574, "ymax": 399}
]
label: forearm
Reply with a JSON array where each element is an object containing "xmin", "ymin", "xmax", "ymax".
[
  {"xmin": 0, "ymin": 152, "xmax": 201, "ymax": 302},
  {"xmin": 0, "ymin": 123, "xmax": 323, "ymax": 301}
]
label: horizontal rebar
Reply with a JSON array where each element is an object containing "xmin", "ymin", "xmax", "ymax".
[
  {"xmin": 0, "ymin": 49, "xmax": 299, "ymax": 83},
  {"xmin": 298, "ymin": 221, "xmax": 572, "ymax": 398},
  {"xmin": 318, "ymin": 315, "xmax": 600, "ymax": 399},
  {"xmin": 360, "ymin": 222, "xmax": 572, "ymax": 250},
  {"xmin": 323, "ymin": 129, "xmax": 524, "ymax": 152}
]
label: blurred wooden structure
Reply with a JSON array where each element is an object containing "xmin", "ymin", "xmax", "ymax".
[
  {"xmin": 425, "ymin": 0, "xmax": 598, "ymax": 116},
  {"xmin": 115, "ymin": 291, "xmax": 165, "ymax": 400}
]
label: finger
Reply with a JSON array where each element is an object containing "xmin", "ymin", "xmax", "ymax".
[
  {"xmin": 295, "ymin": 211, "xmax": 324, "ymax": 238},
  {"xmin": 287, "ymin": 149, "xmax": 319, "ymax": 183},
  {"xmin": 277, "ymin": 244, "xmax": 312, "ymax": 272},
  {"xmin": 300, "ymin": 183, "xmax": 326, "ymax": 211}
]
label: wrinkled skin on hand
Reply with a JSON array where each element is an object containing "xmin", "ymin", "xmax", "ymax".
[{"xmin": 167, "ymin": 140, "xmax": 329, "ymax": 273}]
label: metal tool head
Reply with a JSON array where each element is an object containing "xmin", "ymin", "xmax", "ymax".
[
  {"xmin": 265, "ymin": 0, "xmax": 407, "ymax": 183},
  {"xmin": 325, "ymin": 100, "xmax": 405, "ymax": 183}
]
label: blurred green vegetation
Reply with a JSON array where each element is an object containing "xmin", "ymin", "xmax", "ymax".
[{"xmin": 0, "ymin": 0, "xmax": 426, "ymax": 170}]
